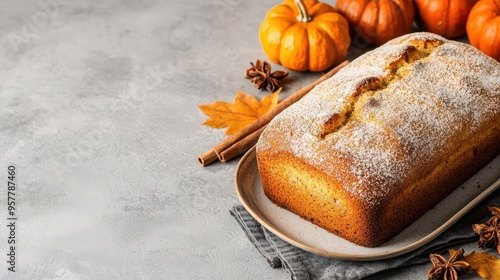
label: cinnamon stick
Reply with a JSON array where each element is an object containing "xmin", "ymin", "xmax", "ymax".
[
  {"xmin": 197, "ymin": 60, "xmax": 349, "ymax": 166},
  {"xmin": 198, "ymin": 149, "xmax": 219, "ymax": 166},
  {"xmin": 219, "ymin": 125, "xmax": 267, "ymax": 162}
]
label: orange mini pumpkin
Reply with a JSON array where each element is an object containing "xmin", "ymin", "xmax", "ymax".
[
  {"xmin": 467, "ymin": 0, "xmax": 500, "ymax": 61},
  {"xmin": 414, "ymin": 0, "xmax": 478, "ymax": 38},
  {"xmin": 259, "ymin": 0, "xmax": 350, "ymax": 72},
  {"xmin": 336, "ymin": 0, "xmax": 415, "ymax": 45}
]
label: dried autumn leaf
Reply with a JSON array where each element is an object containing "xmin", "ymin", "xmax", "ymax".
[
  {"xmin": 198, "ymin": 88, "xmax": 281, "ymax": 135},
  {"xmin": 465, "ymin": 251, "xmax": 500, "ymax": 279}
]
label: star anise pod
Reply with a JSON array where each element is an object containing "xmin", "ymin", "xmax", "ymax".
[
  {"xmin": 472, "ymin": 206, "xmax": 500, "ymax": 254},
  {"xmin": 487, "ymin": 206, "xmax": 500, "ymax": 225},
  {"xmin": 427, "ymin": 248, "xmax": 470, "ymax": 280},
  {"xmin": 244, "ymin": 59, "xmax": 288, "ymax": 92}
]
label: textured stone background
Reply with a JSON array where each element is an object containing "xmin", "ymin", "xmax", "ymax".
[{"xmin": 0, "ymin": 0, "xmax": 486, "ymax": 279}]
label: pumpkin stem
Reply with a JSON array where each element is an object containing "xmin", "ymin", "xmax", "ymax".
[{"xmin": 295, "ymin": 0, "xmax": 312, "ymax": 22}]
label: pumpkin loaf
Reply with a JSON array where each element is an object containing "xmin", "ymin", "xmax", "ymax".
[{"xmin": 256, "ymin": 32, "xmax": 500, "ymax": 247}]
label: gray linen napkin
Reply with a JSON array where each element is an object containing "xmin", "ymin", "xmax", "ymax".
[{"xmin": 230, "ymin": 188, "xmax": 500, "ymax": 280}]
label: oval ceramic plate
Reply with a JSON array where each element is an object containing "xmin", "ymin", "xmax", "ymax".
[{"xmin": 234, "ymin": 147, "xmax": 500, "ymax": 261}]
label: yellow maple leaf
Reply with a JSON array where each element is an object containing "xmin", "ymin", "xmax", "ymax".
[
  {"xmin": 465, "ymin": 251, "xmax": 500, "ymax": 279},
  {"xmin": 198, "ymin": 88, "xmax": 281, "ymax": 135}
]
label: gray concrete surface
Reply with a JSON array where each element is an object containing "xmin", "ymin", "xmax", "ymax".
[{"xmin": 0, "ymin": 0, "xmax": 485, "ymax": 279}]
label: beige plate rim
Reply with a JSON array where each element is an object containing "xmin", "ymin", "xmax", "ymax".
[{"xmin": 234, "ymin": 146, "xmax": 500, "ymax": 261}]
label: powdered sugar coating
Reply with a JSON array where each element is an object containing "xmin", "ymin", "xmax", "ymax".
[{"xmin": 257, "ymin": 32, "xmax": 500, "ymax": 205}]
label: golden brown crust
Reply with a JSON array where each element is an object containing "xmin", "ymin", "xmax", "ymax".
[{"xmin": 256, "ymin": 32, "xmax": 500, "ymax": 247}]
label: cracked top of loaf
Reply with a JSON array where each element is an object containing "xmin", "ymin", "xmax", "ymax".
[{"xmin": 256, "ymin": 32, "xmax": 500, "ymax": 206}]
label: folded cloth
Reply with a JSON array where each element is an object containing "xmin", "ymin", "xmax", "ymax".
[{"xmin": 230, "ymin": 188, "xmax": 500, "ymax": 280}]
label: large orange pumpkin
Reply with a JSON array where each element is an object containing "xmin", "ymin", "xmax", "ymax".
[
  {"xmin": 414, "ymin": 0, "xmax": 478, "ymax": 38},
  {"xmin": 259, "ymin": 0, "xmax": 350, "ymax": 72},
  {"xmin": 335, "ymin": 0, "xmax": 415, "ymax": 45},
  {"xmin": 467, "ymin": 0, "xmax": 500, "ymax": 61}
]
